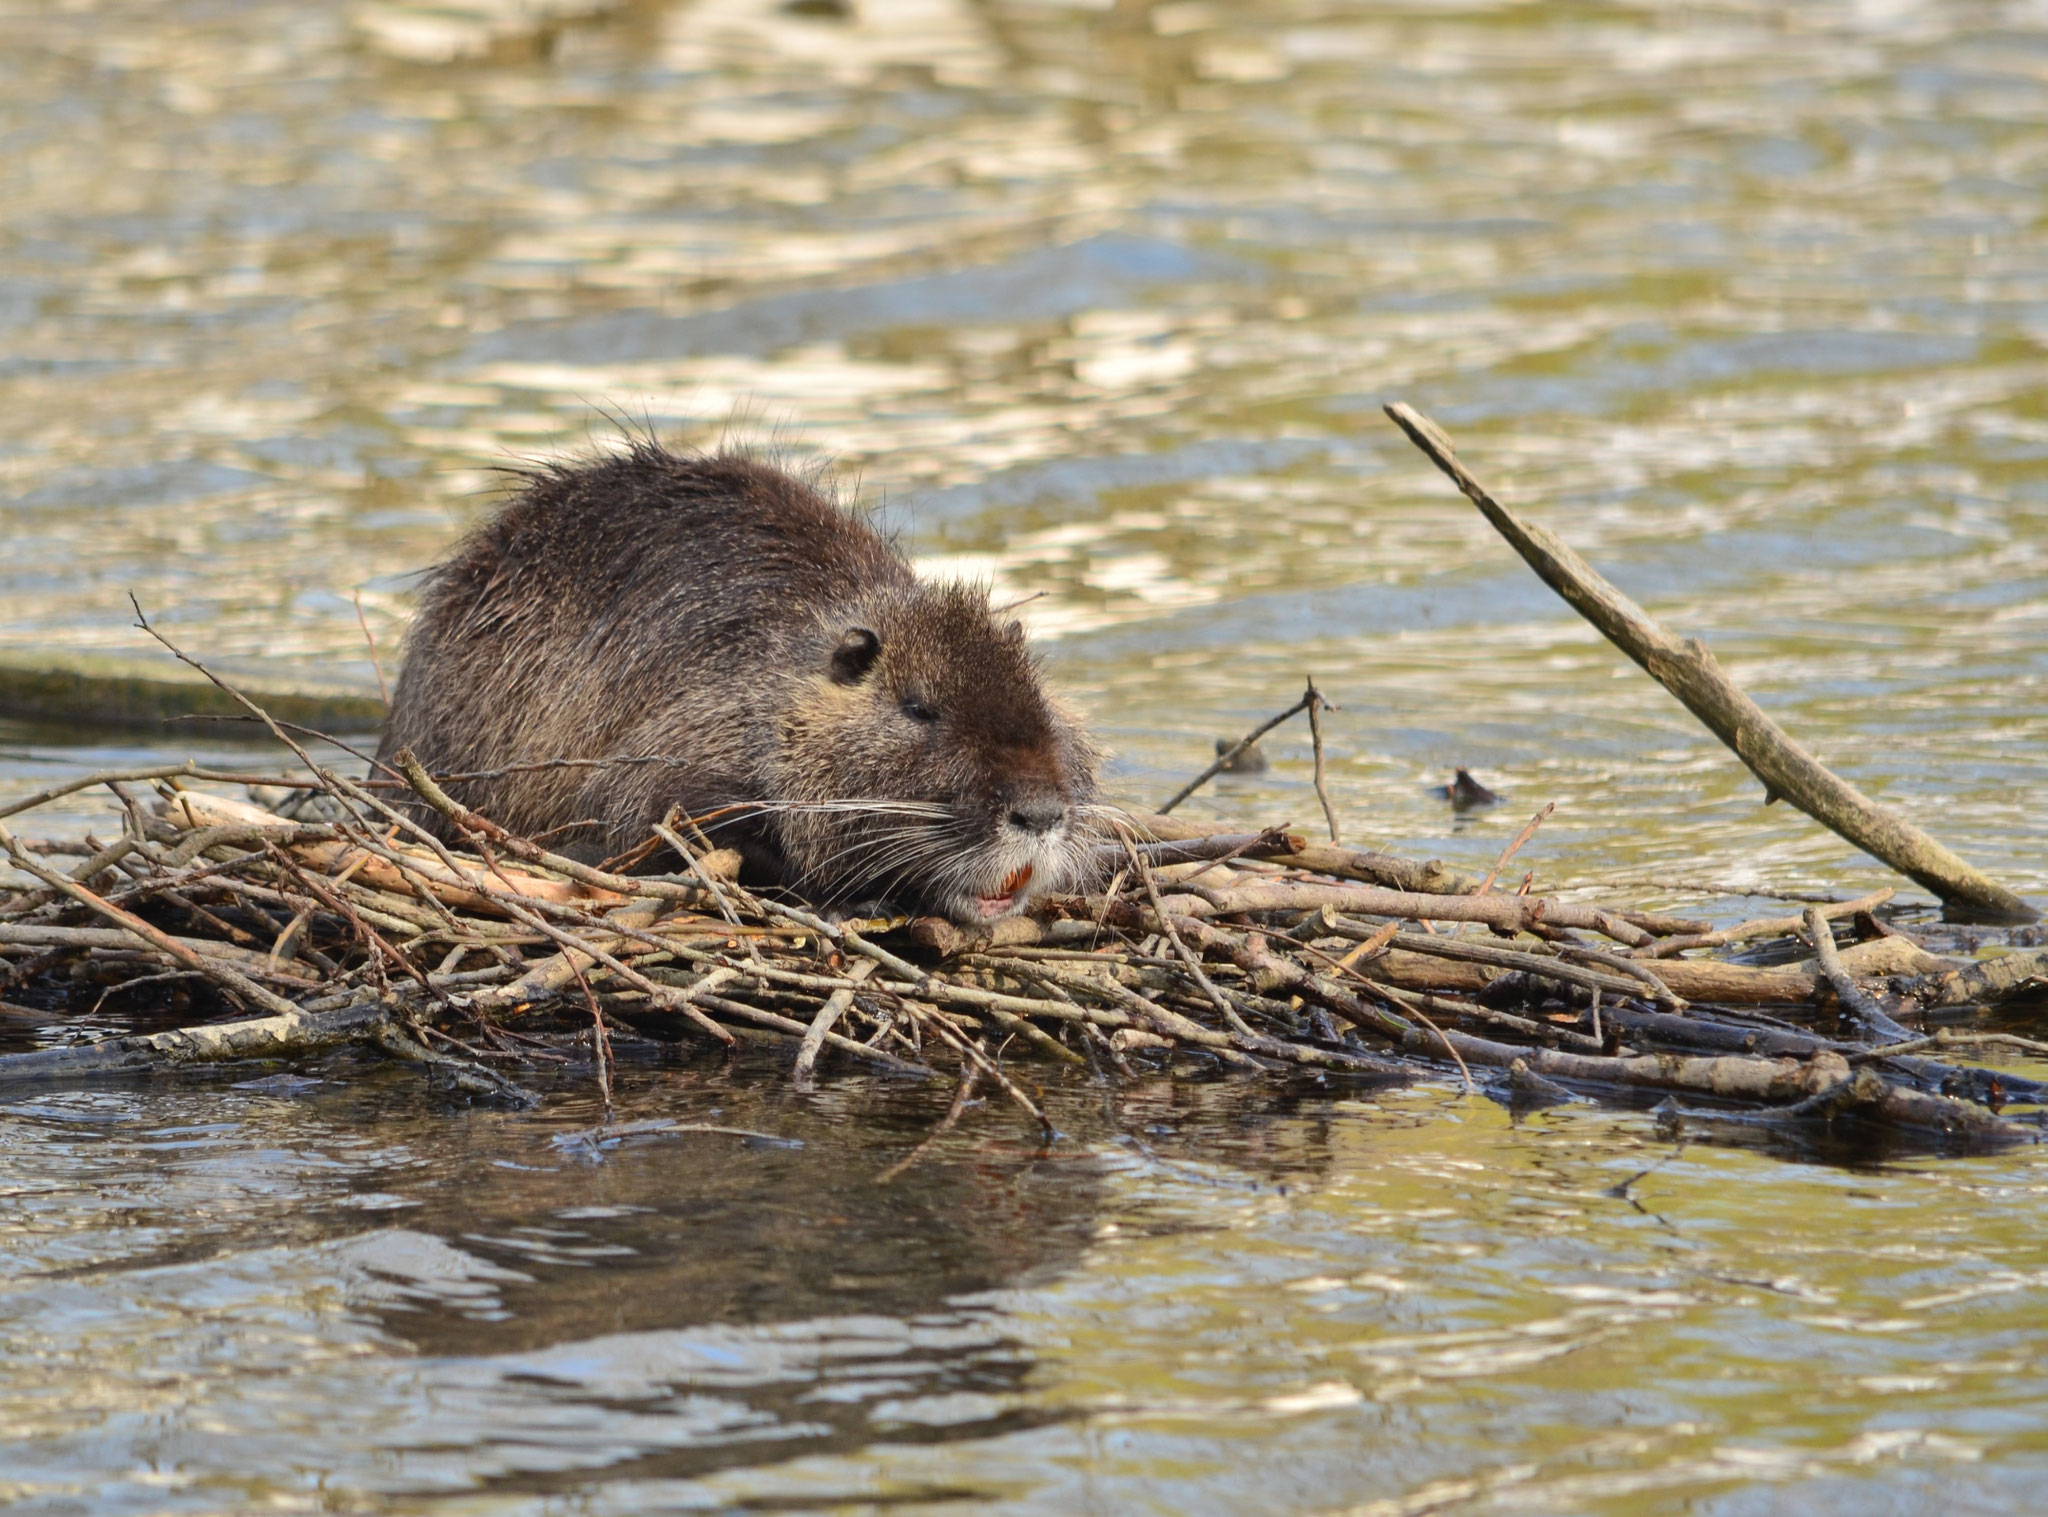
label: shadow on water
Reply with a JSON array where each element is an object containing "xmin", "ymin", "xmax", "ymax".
[
  {"xmin": 0, "ymin": 1036, "xmax": 1377, "ymax": 1504},
  {"xmin": 5, "ymin": 998, "xmax": 2047, "ymax": 1509}
]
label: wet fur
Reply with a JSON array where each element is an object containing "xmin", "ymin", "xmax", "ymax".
[{"xmin": 376, "ymin": 442, "xmax": 1100, "ymax": 921}]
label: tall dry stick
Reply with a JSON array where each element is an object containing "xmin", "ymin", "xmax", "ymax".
[
  {"xmin": 1304, "ymin": 675, "xmax": 1341, "ymax": 844},
  {"xmin": 1384, "ymin": 403, "xmax": 2035, "ymax": 923}
]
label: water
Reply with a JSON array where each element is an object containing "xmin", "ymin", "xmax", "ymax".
[
  {"xmin": 7, "ymin": 0, "xmax": 2048, "ymax": 1509},
  {"xmin": 9, "ymin": 1059, "xmax": 2048, "ymax": 1513}
]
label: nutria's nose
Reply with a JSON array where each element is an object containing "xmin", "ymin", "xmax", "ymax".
[{"xmin": 1007, "ymin": 797, "xmax": 1065, "ymax": 835}]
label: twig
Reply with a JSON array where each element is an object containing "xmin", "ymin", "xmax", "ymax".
[
  {"xmin": 1124, "ymin": 875, "xmax": 1659, "ymax": 945},
  {"xmin": 1849, "ymin": 1028, "xmax": 2048, "ymax": 1062},
  {"xmin": 651, "ymin": 817, "xmax": 741, "ymax": 927},
  {"xmin": 1334, "ymin": 924, "xmax": 1681, "ymax": 1009},
  {"xmin": 793, "ymin": 959, "xmax": 876, "ymax": 1090},
  {"xmin": 1090, "ymin": 827, "xmax": 1305, "ymax": 873},
  {"xmin": 0, "ymin": 820, "xmax": 299, "ymax": 1017},
  {"xmin": 265, "ymin": 844, "xmax": 438, "ymax": 998},
  {"xmin": 898, "ymin": 999, "xmax": 1054, "ymax": 1141},
  {"xmin": 1368, "ymin": 978, "xmax": 1606, "ymax": 1056},
  {"xmin": 383, "ymin": 767, "xmax": 736, "ymax": 1046},
  {"xmin": 1334, "ymin": 919, "xmax": 1400, "ymax": 972},
  {"xmin": 0, "ymin": 764, "xmax": 320, "ymax": 824},
  {"xmin": 1637, "ymin": 890, "xmax": 1894, "ymax": 958},
  {"xmin": 875, "ymin": 1063, "xmax": 982, "ymax": 1184},
  {"xmin": 1158, "ymin": 689, "xmax": 1316, "ymax": 814},
  {"xmin": 1304, "ymin": 676, "xmax": 1340, "ymax": 843},
  {"xmin": 569, "ymin": 955, "xmax": 613, "ymax": 1117},
  {"xmin": 1120, "ymin": 807, "xmax": 1490, "ymax": 897},
  {"xmin": 1554, "ymin": 944, "xmax": 1681, "ymax": 1008},
  {"xmin": 389, "ymin": 750, "xmax": 716, "ymax": 912},
  {"xmin": 1111, "ymin": 820, "xmax": 1258, "ymax": 1039},
  {"xmin": 690, "ymin": 990, "xmax": 930, "ymax": 1075},
  {"xmin": 1476, "ymin": 802, "xmax": 1554, "ymax": 897}
]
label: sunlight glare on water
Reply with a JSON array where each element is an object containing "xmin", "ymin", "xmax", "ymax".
[{"xmin": 6, "ymin": 0, "xmax": 2048, "ymax": 1511}]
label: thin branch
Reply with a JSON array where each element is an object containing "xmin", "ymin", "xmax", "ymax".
[
  {"xmin": 352, "ymin": 590, "xmax": 390, "ymax": 707},
  {"xmin": 1476, "ymin": 802, "xmax": 1554, "ymax": 897},
  {"xmin": 1304, "ymin": 675, "xmax": 1341, "ymax": 844},
  {"xmin": 875, "ymin": 1063, "xmax": 982, "ymax": 1184},
  {"xmin": 1158, "ymin": 690, "xmax": 1315, "ymax": 814}
]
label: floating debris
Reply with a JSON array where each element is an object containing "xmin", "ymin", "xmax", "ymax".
[
  {"xmin": 1440, "ymin": 768, "xmax": 1502, "ymax": 809},
  {"xmin": 1214, "ymin": 736, "xmax": 1269, "ymax": 773}
]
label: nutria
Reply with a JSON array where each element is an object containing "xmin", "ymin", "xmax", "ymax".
[{"xmin": 376, "ymin": 442, "xmax": 1100, "ymax": 923}]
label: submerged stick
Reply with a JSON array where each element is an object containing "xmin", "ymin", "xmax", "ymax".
[
  {"xmin": 793, "ymin": 959, "xmax": 875, "ymax": 1090},
  {"xmin": 1384, "ymin": 403, "xmax": 2035, "ymax": 923},
  {"xmin": 1439, "ymin": 1033, "xmax": 2026, "ymax": 1144},
  {"xmin": 875, "ymin": 1064, "xmax": 982, "ymax": 1185}
]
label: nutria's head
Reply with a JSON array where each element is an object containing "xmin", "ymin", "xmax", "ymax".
[{"xmin": 764, "ymin": 581, "xmax": 1100, "ymax": 924}]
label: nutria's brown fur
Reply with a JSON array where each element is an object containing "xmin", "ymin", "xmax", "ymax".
[{"xmin": 376, "ymin": 442, "xmax": 1100, "ymax": 922}]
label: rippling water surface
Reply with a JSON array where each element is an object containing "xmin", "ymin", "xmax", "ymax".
[{"xmin": 7, "ymin": 0, "xmax": 2048, "ymax": 1510}]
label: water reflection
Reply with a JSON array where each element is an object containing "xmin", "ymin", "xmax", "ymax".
[
  {"xmin": 0, "ymin": 1062, "xmax": 1052, "ymax": 1497},
  {"xmin": 11, "ymin": 0, "xmax": 2048, "ymax": 1509},
  {"xmin": 6, "ymin": 1045, "xmax": 2048, "ymax": 1510},
  {"xmin": 0, "ymin": 1051, "xmax": 1395, "ymax": 1507}
]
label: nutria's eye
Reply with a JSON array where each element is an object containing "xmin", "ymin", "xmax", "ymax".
[
  {"xmin": 830, "ymin": 626, "xmax": 881, "ymax": 684},
  {"xmin": 900, "ymin": 697, "xmax": 939, "ymax": 724}
]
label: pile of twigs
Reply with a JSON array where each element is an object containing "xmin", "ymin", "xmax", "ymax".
[
  {"xmin": 4, "ymin": 402, "xmax": 2047, "ymax": 1151},
  {"xmin": 3, "ymin": 715, "xmax": 2046, "ymax": 1151}
]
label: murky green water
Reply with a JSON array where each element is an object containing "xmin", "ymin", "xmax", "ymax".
[{"xmin": 8, "ymin": 0, "xmax": 2048, "ymax": 1510}]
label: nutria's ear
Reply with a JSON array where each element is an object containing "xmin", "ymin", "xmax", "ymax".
[{"xmin": 830, "ymin": 626, "xmax": 882, "ymax": 683}]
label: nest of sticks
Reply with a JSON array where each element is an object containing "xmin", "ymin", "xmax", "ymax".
[
  {"xmin": 3, "ymin": 699, "xmax": 2046, "ymax": 1154},
  {"xmin": 5, "ymin": 406, "xmax": 2047, "ymax": 1154}
]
